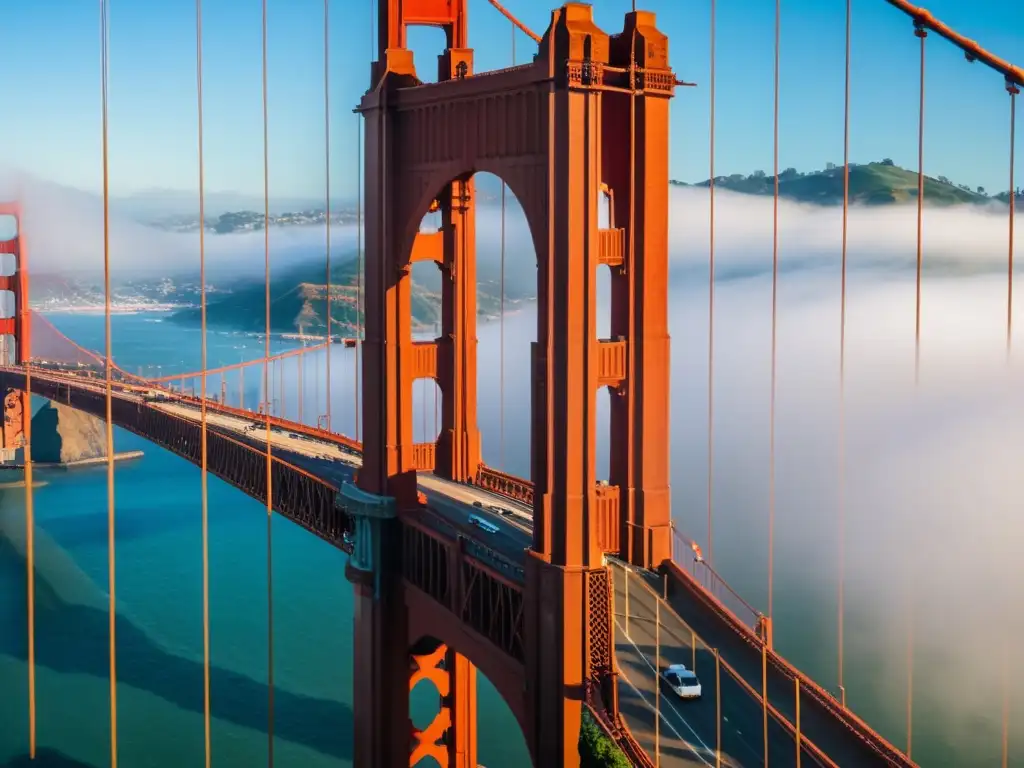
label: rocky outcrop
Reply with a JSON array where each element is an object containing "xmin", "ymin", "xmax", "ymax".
[{"xmin": 30, "ymin": 400, "xmax": 107, "ymax": 464}]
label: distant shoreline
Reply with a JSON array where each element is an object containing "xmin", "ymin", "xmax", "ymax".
[{"xmin": 33, "ymin": 304, "xmax": 183, "ymax": 314}]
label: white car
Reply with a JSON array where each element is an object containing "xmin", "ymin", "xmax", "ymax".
[{"xmin": 661, "ymin": 663, "xmax": 702, "ymax": 700}]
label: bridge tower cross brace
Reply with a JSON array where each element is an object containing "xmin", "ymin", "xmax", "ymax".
[
  {"xmin": 346, "ymin": 2, "xmax": 676, "ymax": 766},
  {"xmin": 0, "ymin": 203, "xmax": 30, "ymax": 463}
]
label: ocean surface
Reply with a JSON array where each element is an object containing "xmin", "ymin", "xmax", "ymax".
[{"xmin": 0, "ymin": 281, "xmax": 1021, "ymax": 767}]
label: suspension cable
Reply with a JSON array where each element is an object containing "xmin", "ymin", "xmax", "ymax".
[
  {"xmin": 1008, "ymin": 80, "xmax": 1018, "ymax": 358},
  {"xmin": 1002, "ymin": 85, "xmax": 1017, "ymax": 768},
  {"xmin": 837, "ymin": 0, "xmax": 851, "ymax": 710},
  {"xmin": 356, "ymin": 111, "xmax": 363, "ymax": 442},
  {"xmin": 914, "ymin": 24, "xmax": 926, "ymax": 383},
  {"xmin": 1002, "ymin": 638, "xmax": 1010, "ymax": 768},
  {"xmin": 195, "ymin": 0, "xmax": 212, "ymax": 762},
  {"xmin": 260, "ymin": 0, "xmax": 275, "ymax": 760},
  {"xmin": 767, "ymin": 0, "xmax": 780, "ymax": 626},
  {"xmin": 907, "ymin": 23, "xmax": 927, "ymax": 760},
  {"xmin": 324, "ymin": 0, "xmax": 332, "ymax": 433},
  {"xmin": 23, "ymin": 240, "xmax": 36, "ymax": 757},
  {"xmin": 498, "ymin": 23, "xmax": 513, "ymax": 469},
  {"xmin": 100, "ymin": 2, "xmax": 119, "ymax": 764},
  {"xmin": 624, "ymin": 3, "xmax": 638, "ymax": 561},
  {"xmin": 707, "ymin": 0, "xmax": 716, "ymax": 567}
]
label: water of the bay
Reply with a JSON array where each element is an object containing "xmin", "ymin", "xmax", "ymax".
[{"xmin": 1, "ymin": 269, "xmax": 1022, "ymax": 767}]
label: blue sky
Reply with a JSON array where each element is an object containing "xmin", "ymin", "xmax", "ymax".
[{"xmin": 1, "ymin": 0, "xmax": 1020, "ymax": 201}]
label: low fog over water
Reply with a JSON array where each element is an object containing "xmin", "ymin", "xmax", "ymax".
[{"xmin": 4, "ymin": 170, "xmax": 1022, "ymax": 757}]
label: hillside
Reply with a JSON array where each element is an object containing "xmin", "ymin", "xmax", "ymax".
[
  {"xmin": 169, "ymin": 250, "xmax": 528, "ymax": 337},
  {"xmin": 672, "ymin": 160, "xmax": 1006, "ymax": 206}
]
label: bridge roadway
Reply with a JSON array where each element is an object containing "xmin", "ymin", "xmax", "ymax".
[{"xmin": 5, "ymin": 367, "xmax": 907, "ymax": 767}]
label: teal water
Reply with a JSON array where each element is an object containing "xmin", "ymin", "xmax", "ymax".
[
  {"xmin": 1, "ymin": 284, "xmax": 1022, "ymax": 767},
  {"xmin": 0, "ymin": 312, "xmax": 530, "ymax": 767}
]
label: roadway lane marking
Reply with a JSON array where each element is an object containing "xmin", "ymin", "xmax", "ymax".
[
  {"xmin": 615, "ymin": 662, "xmax": 714, "ymax": 767},
  {"xmin": 615, "ymin": 616, "xmax": 718, "ymax": 760}
]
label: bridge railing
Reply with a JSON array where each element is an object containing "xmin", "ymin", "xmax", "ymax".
[
  {"xmin": 671, "ymin": 528, "xmax": 764, "ymax": 636},
  {"xmin": 618, "ymin": 564, "xmax": 838, "ymax": 768},
  {"xmin": 660, "ymin": 559, "xmax": 913, "ymax": 768},
  {"xmin": 472, "ymin": 463, "xmax": 534, "ymax": 505},
  {"xmin": 171, "ymin": 391, "xmax": 364, "ymax": 454}
]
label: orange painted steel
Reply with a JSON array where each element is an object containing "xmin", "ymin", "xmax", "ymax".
[
  {"xmin": 0, "ymin": 203, "xmax": 30, "ymax": 457},
  {"xmin": 486, "ymin": 0, "xmax": 541, "ymax": 44},
  {"xmin": 473, "ymin": 464, "xmax": 534, "ymax": 505},
  {"xmin": 352, "ymin": 3, "xmax": 676, "ymax": 764},
  {"xmin": 884, "ymin": 1, "xmax": 1023, "ymax": 87},
  {"xmin": 0, "ymin": 202, "xmax": 35, "ymax": 757},
  {"xmin": 147, "ymin": 342, "xmax": 328, "ymax": 383}
]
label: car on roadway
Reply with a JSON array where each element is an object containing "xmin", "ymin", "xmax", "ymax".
[{"xmin": 661, "ymin": 663, "xmax": 702, "ymax": 700}]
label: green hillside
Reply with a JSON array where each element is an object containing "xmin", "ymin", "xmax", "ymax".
[
  {"xmin": 171, "ymin": 251, "xmax": 518, "ymax": 337},
  {"xmin": 671, "ymin": 160, "xmax": 997, "ymax": 206}
]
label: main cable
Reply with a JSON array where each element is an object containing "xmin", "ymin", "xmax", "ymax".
[
  {"xmin": 195, "ymin": 0, "xmax": 212, "ymax": 762},
  {"xmin": 99, "ymin": 2, "xmax": 119, "ymax": 765},
  {"xmin": 260, "ymin": 0, "xmax": 275, "ymax": 761}
]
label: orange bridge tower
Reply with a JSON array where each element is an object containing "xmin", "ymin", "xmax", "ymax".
[
  {"xmin": 341, "ymin": 2, "xmax": 677, "ymax": 765},
  {"xmin": 0, "ymin": 203, "xmax": 30, "ymax": 463}
]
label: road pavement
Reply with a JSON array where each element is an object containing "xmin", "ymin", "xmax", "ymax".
[{"xmin": 611, "ymin": 561, "xmax": 825, "ymax": 767}]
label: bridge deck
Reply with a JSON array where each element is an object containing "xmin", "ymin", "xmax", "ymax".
[
  {"xmin": 147, "ymin": 398, "xmax": 535, "ymax": 561},
  {"xmin": 1, "ymin": 367, "xmax": 911, "ymax": 767},
  {"xmin": 611, "ymin": 561, "xmax": 910, "ymax": 767}
]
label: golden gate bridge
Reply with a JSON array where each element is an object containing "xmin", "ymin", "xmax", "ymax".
[{"xmin": 0, "ymin": 0, "xmax": 1021, "ymax": 766}]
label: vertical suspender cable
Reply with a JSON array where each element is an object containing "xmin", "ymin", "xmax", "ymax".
[
  {"xmin": 1007, "ymin": 81, "xmax": 1017, "ymax": 357},
  {"xmin": 324, "ymin": 0, "xmax": 332, "ymax": 434},
  {"xmin": 914, "ymin": 24, "xmax": 926, "ymax": 383},
  {"xmin": 767, "ymin": 0, "xmax": 780, "ymax": 626},
  {"xmin": 499, "ymin": 116, "xmax": 506, "ymax": 467},
  {"xmin": 707, "ymin": 0, "xmax": 716, "ymax": 567},
  {"xmin": 907, "ymin": 22, "xmax": 927, "ymax": 761},
  {"xmin": 23, "ymin": 248, "xmax": 37, "ymax": 759},
  {"xmin": 1002, "ymin": 81, "xmax": 1016, "ymax": 768},
  {"xmin": 195, "ymin": 0, "xmax": 212, "ymax": 763},
  {"xmin": 837, "ymin": 0, "xmax": 851, "ymax": 710},
  {"xmin": 23, "ymin": 309, "xmax": 36, "ymax": 761},
  {"xmin": 99, "ymin": 2, "xmax": 119, "ymax": 764},
  {"xmin": 655, "ymin": 596, "xmax": 661, "ymax": 766},
  {"xmin": 260, "ymin": 0, "xmax": 275, "ymax": 761},
  {"xmin": 626, "ymin": 2, "xmax": 638, "ymax": 562},
  {"xmin": 1001, "ymin": 639, "xmax": 1011, "ymax": 768},
  {"xmin": 355, "ymin": 115, "xmax": 363, "ymax": 442},
  {"xmin": 498, "ymin": 22, "xmax": 514, "ymax": 470}
]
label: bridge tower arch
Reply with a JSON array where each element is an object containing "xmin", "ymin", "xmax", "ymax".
[
  {"xmin": 345, "ymin": 2, "xmax": 676, "ymax": 765},
  {"xmin": 0, "ymin": 203, "xmax": 30, "ymax": 463}
]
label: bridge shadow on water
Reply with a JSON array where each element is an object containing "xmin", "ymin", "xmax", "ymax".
[
  {"xmin": 0, "ymin": 537, "xmax": 353, "ymax": 761},
  {"xmin": 5, "ymin": 748, "xmax": 97, "ymax": 767}
]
